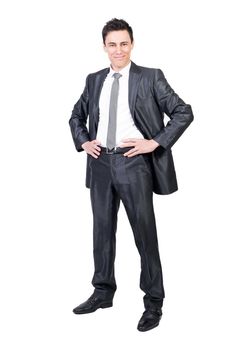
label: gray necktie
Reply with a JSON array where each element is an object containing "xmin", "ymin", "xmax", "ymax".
[{"xmin": 106, "ymin": 72, "xmax": 122, "ymax": 150}]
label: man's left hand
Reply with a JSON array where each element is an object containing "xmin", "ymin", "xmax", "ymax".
[{"xmin": 120, "ymin": 138, "xmax": 160, "ymax": 157}]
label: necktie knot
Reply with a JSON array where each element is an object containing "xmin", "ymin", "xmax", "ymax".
[{"xmin": 113, "ymin": 72, "xmax": 122, "ymax": 80}]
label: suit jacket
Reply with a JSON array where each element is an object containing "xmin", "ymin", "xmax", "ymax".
[{"xmin": 69, "ymin": 62, "xmax": 194, "ymax": 195}]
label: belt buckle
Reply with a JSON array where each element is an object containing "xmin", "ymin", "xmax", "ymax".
[{"xmin": 106, "ymin": 147, "xmax": 116, "ymax": 154}]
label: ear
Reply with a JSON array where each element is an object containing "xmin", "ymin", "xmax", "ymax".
[
  {"xmin": 103, "ymin": 44, "xmax": 107, "ymax": 52},
  {"xmin": 131, "ymin": 40, "xmax": 135, "ymax": 49}
]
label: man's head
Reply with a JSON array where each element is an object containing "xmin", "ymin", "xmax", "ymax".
[
  {"xmin": 102, "ymin": 18, "xmax": 134, "ymax": 44},
  {"xmin": 102, "ymin": 18, "xmax": 134, "ymax": 71}
]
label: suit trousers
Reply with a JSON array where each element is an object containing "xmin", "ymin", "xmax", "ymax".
[{"xmin": 89, "ymin": 150, "xmax": 165, "ymax": 310}]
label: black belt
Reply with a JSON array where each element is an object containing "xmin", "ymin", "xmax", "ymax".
[{"xmin": 100, "ymin": 146, "xmax": 134, "ymax": 154}]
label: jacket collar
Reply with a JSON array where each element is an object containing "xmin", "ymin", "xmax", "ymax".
[
  {"xmin": 94, "ymin": 62, "xmax": 142, "ymax": 125},
  {"xmin": 128, "ymin": 62, "xmax": 142, "ymax": 117}
]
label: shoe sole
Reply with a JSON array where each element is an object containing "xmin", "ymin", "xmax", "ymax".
[
  {"xmin": 137, "ymin": 321, "xmax": 160, "ymax": 332},
  {"xmin": 73, "ymin": 302, "xmax": 113, "ymax": 314}
]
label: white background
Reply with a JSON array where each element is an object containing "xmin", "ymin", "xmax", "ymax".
[{"xmin": 1, "ymin": 0, "xmax": 234, "ymax": 349}]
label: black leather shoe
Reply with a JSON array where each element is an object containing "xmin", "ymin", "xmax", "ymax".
[
  {"xmin": 137, "ymin": 309, "xmax": 162, "ymax": 332},
  {"xmin": 73, "ymin": 294, "xmax": 113, "ymax": 314}
]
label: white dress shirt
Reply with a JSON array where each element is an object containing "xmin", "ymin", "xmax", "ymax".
[{"xmin": 96, "ymin": 61, "xmax": 144, "ymax": 147}]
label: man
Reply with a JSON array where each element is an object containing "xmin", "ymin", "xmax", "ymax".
[{"xmin": 69, "ymin": 18, "xmax": 193, "ymax": 332}]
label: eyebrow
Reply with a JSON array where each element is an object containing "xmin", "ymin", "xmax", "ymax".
[{"xmin": 107, "ymin": 41, "xmax": 129, "ymax": 45}]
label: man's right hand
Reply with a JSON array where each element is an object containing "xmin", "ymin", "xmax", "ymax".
[{"xmin": 81, "ymin": 140, "xmax": 101, "ymax": 158}]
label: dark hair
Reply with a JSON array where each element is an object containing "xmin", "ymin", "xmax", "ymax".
[{"xmin": 102, "ymin": 18, "xmax": 134, "ymax": 44}]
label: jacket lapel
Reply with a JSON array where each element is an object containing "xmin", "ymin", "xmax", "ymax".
[
  {"xmin": 93, "ymin": 68, "xmax": 109, "ymax": 127},
  {"xmin": 93, "ymin": 62, "xmax": 142, "ymax": 128},
  {"xmin": 128, "ymin": 62, "xmax": 142, "ymax": 119}
]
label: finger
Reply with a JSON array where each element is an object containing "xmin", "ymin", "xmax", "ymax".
[
  {"xmin": 124, "ymin": 148, "xmax": 139, "ymax": 157},
  {"xmin": 86, "ymin": 148, "xmax": 100, "ymax": 157},
  {"xmin": 93, "ymin": 149, "xmax": 100, "ymax": 156},
  {"xmin": 91, "ymin": 151, "xmax": 99, "ymax": 159},
  {"xmin": 93, "ymin": 140, "xmax": 101, "ymax": 151},
  {"xmin": 92, "ymin": 154, "xmax": 98, "ymax": 159},
  {"xmin": 89, "ymin": 145, "xmax": 100, "ymax": 152},
  {"xmin": 119, "ymin": 142, "xmax": 136, "ymax": 147},
  {"xmin": 126, "ymin": 151, "xmax": 139, "ymax": 157},
  {"xmin": 94, "ymin": 145, "xmax": 101, "ymax": 151}
]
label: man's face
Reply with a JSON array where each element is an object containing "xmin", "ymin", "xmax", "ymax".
[{"xmin": 104, "ymin": 30, "xmax": 134, "ymax": 71}]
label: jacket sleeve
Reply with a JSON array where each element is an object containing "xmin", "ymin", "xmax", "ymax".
[
  {"xmin": 152, "ymin": 69, "xmax": 194, "ymax": 149},
  {"xmin": 69, "ymin": 75, "xmax": 90, "ymax": 152}
]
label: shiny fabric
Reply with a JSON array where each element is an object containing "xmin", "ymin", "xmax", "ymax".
[
  {"xmin": 89, "ymin": 151, "xmax": 165, "ymax": 308},
  {"xmin": 69, "ymin": 62, "xmax": 194, "ymax": 195}
]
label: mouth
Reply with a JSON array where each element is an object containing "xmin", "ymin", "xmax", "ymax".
[{"xmin": 114, "ymin": 56, "xmax": 125, "ymax": 60}]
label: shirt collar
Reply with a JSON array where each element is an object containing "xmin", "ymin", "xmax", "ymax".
[{"xmin": 109, "ymin": 61, "xmax": 131, "ymax": 77}]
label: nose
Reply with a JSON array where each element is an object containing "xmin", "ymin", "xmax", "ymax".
[{"xmin": 116, "ymin": 45, "xmax": 122, "ymax": 53}]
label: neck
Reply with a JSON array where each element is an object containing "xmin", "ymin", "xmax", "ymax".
[{"xmin": 111, "ymin": 60, "xmax": 131, "ymax": 72}]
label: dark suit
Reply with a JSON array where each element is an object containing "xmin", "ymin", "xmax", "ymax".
[
  {"xmin": 69, "ymin": 62, "xmax": 193, "ymax": 309},
  {"xmin": 69, "ymin": 62, "xmax": 193, "ymax": 194}
]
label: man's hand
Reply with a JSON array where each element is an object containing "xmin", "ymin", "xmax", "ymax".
[
  {"xmin": 120, "ymin": 138, "xmax": 160, "ymax": 157},
  {"xmin": 82, "ymin": 140, "xmax": 101, "ymax": 158}
]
